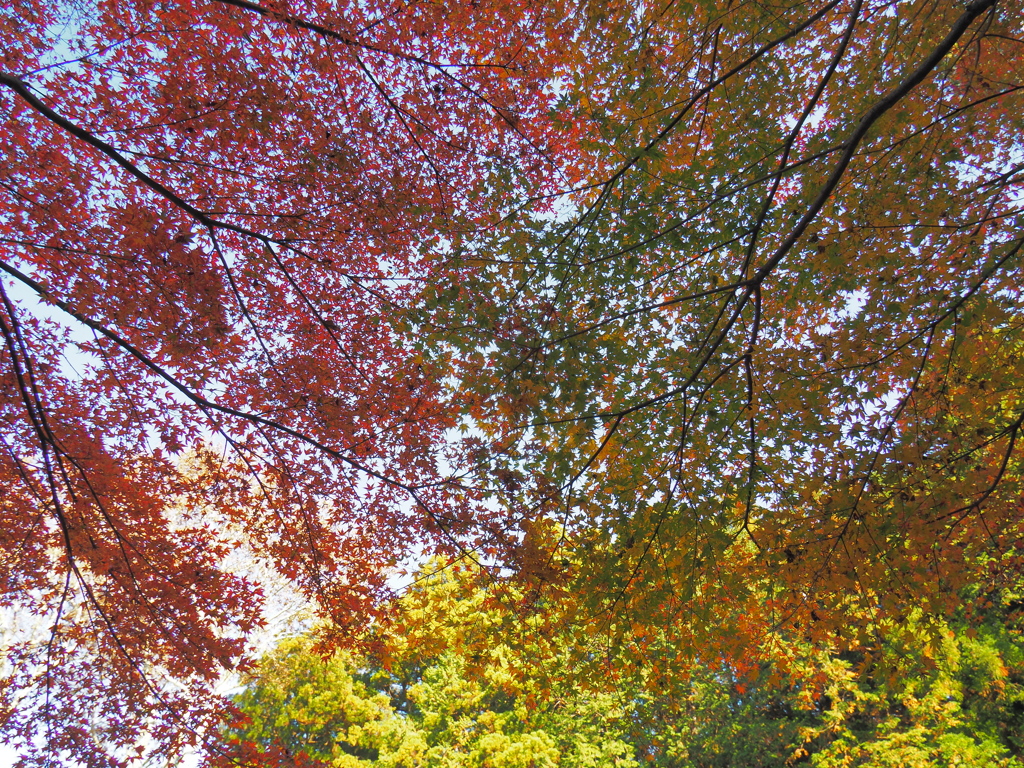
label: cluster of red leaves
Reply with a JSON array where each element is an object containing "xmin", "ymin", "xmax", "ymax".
[{"xmin": 0, "ymin": 0, "xmax": 584, "ymax": 763}]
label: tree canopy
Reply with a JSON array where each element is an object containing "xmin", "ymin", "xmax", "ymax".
[
  {"xmin": 1, "ymin": 0, "xmax": 1022, "ymax": 763},
  {"xmin": 220, "ymin": 564, "xmax": 1024, "ymax": 768}
]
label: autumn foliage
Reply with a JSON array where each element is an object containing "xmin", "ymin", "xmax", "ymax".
[
  {"xmin": 1, "ymin": 0, "xmax": 1023, "ymax": 764},
  {"xmin": 221, "ymin": 564, "xmax": 1024, "ymax": 767}
]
